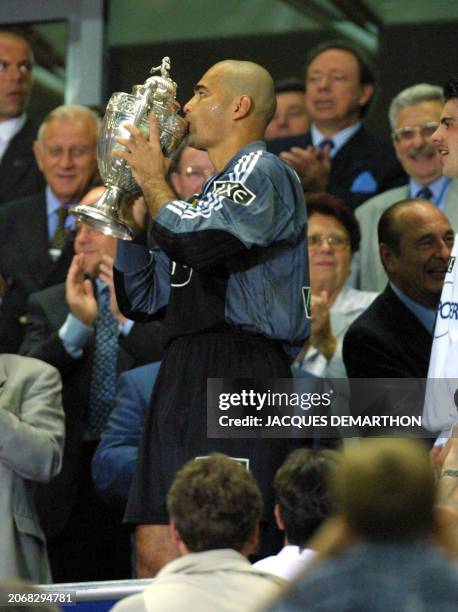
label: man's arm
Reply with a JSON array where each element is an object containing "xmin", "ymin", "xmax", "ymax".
[{"xmin": 0, "ymin": 356, "xmax": 64, "ymax": 482}]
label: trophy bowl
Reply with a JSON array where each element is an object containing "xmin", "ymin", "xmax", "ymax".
[{"xmin": 71, "ymin": 57, "xmax": 187, "ymax": 240}]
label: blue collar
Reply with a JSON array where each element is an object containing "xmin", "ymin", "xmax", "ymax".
[
  {"xmin": 311, "ymin": 122, "xmax": 361, "ymax": 158},
  {"xmin": 390, "ymin": 282, "xmax": 435, "ymax": 334}
]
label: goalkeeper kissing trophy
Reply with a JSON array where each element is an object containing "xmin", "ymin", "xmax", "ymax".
[{"xmin": 71, "ymin": 57, "xmax": 186, "ymax": 240}]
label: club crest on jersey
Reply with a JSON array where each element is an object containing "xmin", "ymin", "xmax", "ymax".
[
  {"xmin": 302, "ymin": 286, "xmax": 312, "ymax": 319},
  {"xmin": 212, "ymin": 181, "xmax": 256, "ymax": 206}
]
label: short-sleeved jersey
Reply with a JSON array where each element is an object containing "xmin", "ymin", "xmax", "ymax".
[{"xmin": 115, "ymin": 141, "xmax": 310, "ymax": 358}]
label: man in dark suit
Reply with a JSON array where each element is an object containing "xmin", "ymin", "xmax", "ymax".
[
  {"xmin": 0, "ymin": 31, "xmax": 44, "ymax": 203},
  {"xmin": 20, "ymin": 186, "xmax": 164, "ymax": 582},
  {"xmin": 267, "ymin": 40, "xmax": 406, "ymax": 209},
  {"xmin": 0, "ymin": 104, "xmax": 100, "ymax": 353},
  {"xmin": 343, "ymin": 200, "xmax": 454, "ymax": 432}
]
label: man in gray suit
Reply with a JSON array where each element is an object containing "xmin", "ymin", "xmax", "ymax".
[
  {"xmin": 0, "ymin": 353, "xmax": 63, "ymax": 583},
  {"xmin": 351, "ymin": 83, "xmax": 458, "ymax": 292}
]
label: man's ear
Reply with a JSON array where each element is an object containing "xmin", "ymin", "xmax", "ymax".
[
  {"xmin": 274, "ymin": 504, "xmax": 285, "ymax": 532},
  {"xmin": 358, "ymin": 83, "xmax": 374, "ymax": 110},
  {"xmin": 233, "ymin": 95, "xmax": 253, "ymax": 120},
  {"xmin": 169, "ymin": 520, "xmax": 181, "ymax": 546},
  {"xmin": 240, "ymin": 522, "xmax": 260, "ymax": 557},
  {"xmin": 379, "ymin": 242, "xmax": 396, "ymax": 272},
  {"xmin": 33, "ymin": 140, "xmax": 44, "ymax": 171}
]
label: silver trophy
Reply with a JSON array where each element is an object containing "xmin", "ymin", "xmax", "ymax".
[{"xmin": 71, "ymin": 57, "xmax": 186, "ymax": 240}]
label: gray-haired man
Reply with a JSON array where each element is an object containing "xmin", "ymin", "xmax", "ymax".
[{"xmin": 351, "ymin": 83, "xmax": 458, "ymax": 292}]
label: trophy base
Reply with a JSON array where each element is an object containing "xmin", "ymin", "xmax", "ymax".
[{"xmin": 71, "ymin": 204, "xmax": 134, "ymax": 241}]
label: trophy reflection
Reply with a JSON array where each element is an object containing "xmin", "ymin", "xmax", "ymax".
[{"xmin": 71, "ymin": 57, "xmax": 186, "ymax": 240}]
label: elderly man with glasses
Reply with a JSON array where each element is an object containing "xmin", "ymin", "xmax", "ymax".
[{"xmin": 350, "ymin": 83, "xmax": 458, "ymax": 293}]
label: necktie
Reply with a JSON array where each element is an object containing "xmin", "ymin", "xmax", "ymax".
[
  {"xmin": 415, "ymin": 186, "xmax": 433, "ymax": 201},
  {"xmin": 318, "ymin": 138, "xmax": 335, "ymax": 151},
  {"xmin": 50, "ymin": 206, "xmax": 69, "ymax": 250},
  {"xmin": 87, "ymin": 287, "xmax": 119, "ymax": 438}
]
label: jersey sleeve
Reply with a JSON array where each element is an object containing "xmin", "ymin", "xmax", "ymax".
[
  {"xmin": 114, "ymin": 240, "xmax": 171, "ymax": 321},
  {"xmin": 152, "ymin": 151, "xmax": 302, "ymax": 270}
]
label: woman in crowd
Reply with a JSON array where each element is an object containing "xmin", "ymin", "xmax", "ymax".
[{"xmin": 295, "ymin": 193, "xmax": 377, "ymax": 378}]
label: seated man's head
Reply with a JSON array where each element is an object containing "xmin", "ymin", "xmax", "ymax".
[
  {"xmin": 390, "ymin": 84, "xmax": 444, "ymax": 187},
  {"xmin": 74, "ymin": 186, "xmax": 116, "ymax": 276},
  {"xmin": 167, "ymin": 142, "xmax": 213, "ymax": 199},
  {"xmin": 265, "ymin": 78, "xmax": 309, "ymax": 140},
  {"xmin": 332, "ymin": 438, "xmax": 435, "ymax": 542},
  {"xmin": 378, "ymin": 199, "xmax": 454, "ymax": 309},
  {"xmin": 166, "ymin": 453, "xmax": 262, "ymax": 556},
  {"xmin": 274, "ymin": 448, "xmax": 337, "ymax": 547}
]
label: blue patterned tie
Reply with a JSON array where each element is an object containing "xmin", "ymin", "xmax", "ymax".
[{"xmin": 87, "ymin": 287, "xmax": 119, "ymax": 438}]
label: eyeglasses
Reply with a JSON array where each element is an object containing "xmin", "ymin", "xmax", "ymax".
[
  {"xmin": 392, "ymin": 122, "xmax": 439, "ymax": 143},
  {"xmin": 308, "ymin": 234, "xmax": 350, "ymax": 251},
  {"xmin": 184, "ymin": 166, "xmax": 213, "ymax": 179}
]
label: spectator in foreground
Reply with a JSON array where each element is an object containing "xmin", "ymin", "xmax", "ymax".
[
  {"xmin": 254, "ymin": 448, "xmax": 337, "ymax": 581},
  {"xmin": 112, "ymin": 454, "xmax": 285, "ymax": 612},
  {"xmin": 264, "ymin": 438, "xmax": 458, "ymax": 612}
]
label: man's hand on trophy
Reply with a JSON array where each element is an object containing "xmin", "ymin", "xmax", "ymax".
[
  {"xmin": 115, "ymin": 114, "xmax": 166, "ymax": 184},
  {"xmin": 66, "ymin": 254, "xmax": 98, "ymax": 326},
  {"xmin": 114, "ymin": 114, "xmax": 176, "ymax": 219}
]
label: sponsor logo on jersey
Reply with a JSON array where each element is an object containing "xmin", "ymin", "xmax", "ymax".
[
  {"xmin": 212, "ymin": 181, "xmax": 256, "ymax": 206},
  {"xmin": 438, "ymin": 301, "xmax": 458, "ymax": 320},
  {"xmin": 302, "ymin": 286, "xmax": 312, "ymax": 319}
]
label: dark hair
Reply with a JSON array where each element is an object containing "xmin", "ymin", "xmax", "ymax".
[
  {"xmin": 275, "ymin": 77, "xmax": 305, "ymax": 94},
  {"xmin": 275, "ymin": 448, "xmax": 337, "ymax": 546},
  {"xmin": 305, "ymin": 39, "xmax": 376, "ymax": 117},
  {"xmin": 443, "ymin": 78, "xmax": 458, "ymax": 102},
  {"xmin": 306, "ymin": 192, "xmax": 361, "ymax": 253},
  {"xmin": 166, "ymin": 453, "xmax": 262, "ymax": 553}
]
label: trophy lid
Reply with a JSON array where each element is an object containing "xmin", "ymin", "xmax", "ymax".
[{"xmin": 132, "ymin": 57, "xmax": 178, "ymax": 101}]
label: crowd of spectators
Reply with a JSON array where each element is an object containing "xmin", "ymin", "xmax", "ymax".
[{"xmin": 1, "ymin": 27, "xmax": 458, "ymax": 612}]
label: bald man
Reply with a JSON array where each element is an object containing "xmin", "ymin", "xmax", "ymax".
[{"xmin": 113, "ymin": 60, "xmax": 310, "ymax": 576}]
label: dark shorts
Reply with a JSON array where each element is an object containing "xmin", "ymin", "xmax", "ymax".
[{"xmin": 124, "ymin": 330, "xmax": 298, "ymax": 554}]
